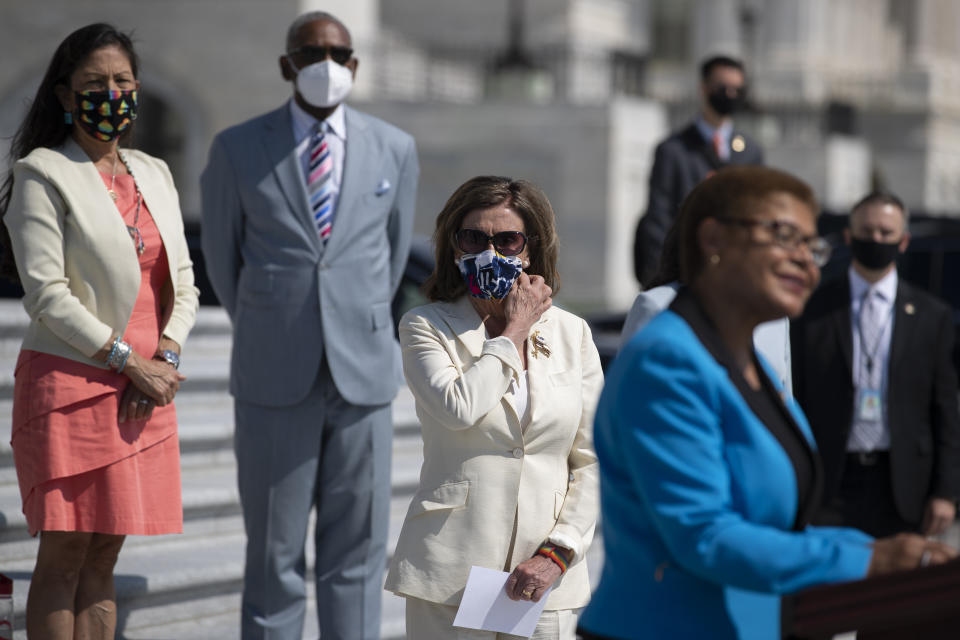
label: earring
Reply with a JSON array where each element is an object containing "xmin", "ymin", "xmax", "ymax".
[
  {"xmin": 523, "ymin": 260, "xmax": 530, "ymax": 268},
  {"xmin": 709, "ymin": 254, "xmax": 720, "ymax": 266},
  {"xmin": 63, "ymin": 111, "xmax": 72, "ymax": 124}
]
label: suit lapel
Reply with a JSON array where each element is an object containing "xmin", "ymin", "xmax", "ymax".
[
  {"xmin": 438, "ymin": 297, "xmax": 527, "ymax": 426},
  {"xmin": 523, "ymin": 313, "xmax": 552, "ymax": 433},
  {"xmin": 671, "ymin": 290, "xmax": 822, "ymax": 529},
  {"xmin": 323, "ymin": 106, "xmax": 370, "ymax": 259},
  {"xmin": 830, "ymin": 278, "xmax": 854, "ymax": 379},
  {"xmin": 438, "ymin": 297, "xmax": 488, "ymax": 360},
  {"xmin": 259, "ymin": 106, "xmax": 319, "ymax": 249},
  {"xmin": 888, "ymin": 281, "xmax": 913, "ymax": 378},
  {"xmin": 62, "ymin": 139, "xmax": 140, "ymax": 266},
  {"xmin": 682, "ymin": 124, "xmax": 722, "ymax": 171}
]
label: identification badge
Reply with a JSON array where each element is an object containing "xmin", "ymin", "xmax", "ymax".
[{"xmin": 857, "ymin": 389, "xmax": 882, "ymax": 421}]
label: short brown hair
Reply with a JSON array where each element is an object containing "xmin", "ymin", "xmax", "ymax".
[
  {"xmin": 850, "ymin": 190, "xmax": 909, "ymax": 225},
  {"xmin": 424, "ymin": 176, "xmax": 560, "ymax": 302},
  {"xmin": 677, "ymin": 166, "xmax": 819, "ymax": 283}
]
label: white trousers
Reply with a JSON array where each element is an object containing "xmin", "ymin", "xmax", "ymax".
[{"xmin": 404, "ymin": 596, "xmax": 579, "ymax": 640}]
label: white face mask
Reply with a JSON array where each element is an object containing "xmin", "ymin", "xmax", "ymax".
[{"xmin": 290, "ymin": 59, "xmax": 353, "ymax": 108}]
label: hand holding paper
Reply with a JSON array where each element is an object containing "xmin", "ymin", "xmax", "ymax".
[{"xmin": 453, "ymin": 566, "xmax": 553, "ymax": 638}]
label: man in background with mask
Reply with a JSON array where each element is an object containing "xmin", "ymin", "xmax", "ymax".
[
  {"xmin": 791, "ymin": 192, "xmax": 960, "ymax": 538},
  {"xmin": 200, "ymin": 11, "xmax": 418, "ymax": 640},
  {"xmin": 633, "ymin": 55, "xmax": 763, "ymax": 286}
]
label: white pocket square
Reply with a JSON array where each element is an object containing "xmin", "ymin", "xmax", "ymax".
[{"xmin": 375, "ymin": 179, "xmax": 391, "ymax": 196}]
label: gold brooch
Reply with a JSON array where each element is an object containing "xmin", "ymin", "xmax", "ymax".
[{"xmin": 531, "ymin": 330, "xmax": 551, "ymax": 359}]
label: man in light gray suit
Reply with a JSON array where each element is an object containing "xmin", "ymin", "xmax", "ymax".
[{"xmin": 200, "ymin": 11, "xmax": 418, "ymax": 640}]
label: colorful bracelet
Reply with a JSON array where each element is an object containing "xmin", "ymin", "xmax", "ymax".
[{"xmin": 537, "ymin": 543, "xmax": 569, "ymax": 574}]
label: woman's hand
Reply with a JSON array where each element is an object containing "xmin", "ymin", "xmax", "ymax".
[
  {"xmin": 118, "ymin": 382, "xmax": 156, "ymax": 423},
  {"xmin": 122, "ymin": 350, "xmax": 186, "ymax": 408},
  {"xmin": 156, "ymin": 335, "xmax": 182, "ymax": 357},
  {"xmin": 504, "ymin": 555, "xmax": 562, "ymax": 603},
  {"xmin": 868, "ymin": 533, "xmax": 958, "ymax": 576},
  {"xmin": 501, "ymin": 273, "xmax": 552, "ymax": 354}
]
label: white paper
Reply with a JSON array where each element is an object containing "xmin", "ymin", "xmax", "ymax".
[{"xmin": 452, "ymin": 565, "xmax": 552, "ymax": 638}]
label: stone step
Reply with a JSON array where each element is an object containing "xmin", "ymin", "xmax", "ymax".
[
  {"xmin": 116, "ymin": 588, "xmax": 409, "ymax": 640},
  {"xmin": 4, "ymin": 487, "xmax": 426, "ymax": 637}
]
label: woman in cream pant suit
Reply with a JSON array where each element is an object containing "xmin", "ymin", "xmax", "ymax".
[{"xmin": 384, "ymin": 176, "xmax": 602, "ymax": 639}]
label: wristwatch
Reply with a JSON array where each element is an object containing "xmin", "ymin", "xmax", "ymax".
[{"xmin": 157, "ymin": 349, "xmax": 180, "ymax": 369}]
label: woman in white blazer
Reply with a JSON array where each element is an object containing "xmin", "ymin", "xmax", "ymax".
[
  {"xmin": 0, "ymin": 24, "xmax": 197, "ymax": 638},
  {"xmin": 385, "ymin": 176, "xmax": 602, "ymax": 639}
]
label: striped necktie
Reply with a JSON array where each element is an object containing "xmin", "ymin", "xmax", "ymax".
[{"xmin": 307, "ymin": 124, "xmax": 335, "ymax": 244}]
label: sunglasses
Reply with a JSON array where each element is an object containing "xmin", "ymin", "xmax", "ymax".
[
  {"xmin": 287, "ymin": 45, "xmax": 354, "ymax": 66},
  {"xmin": 455, "ymin": 229, "xmax": 529, "ymax": 256}
]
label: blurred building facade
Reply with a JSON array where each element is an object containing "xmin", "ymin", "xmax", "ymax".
[{"xmin": 1, "ymin": 0, "xmax": 958, "ymax": 309}]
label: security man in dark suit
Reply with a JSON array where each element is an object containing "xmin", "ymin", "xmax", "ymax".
[
  {"xmin": 791, "ymin": 192, "xmax": 960, "ymax": 537},
  {"xmin": 633, "ymin": 55, "xmax": 764, "ymax": 286}
]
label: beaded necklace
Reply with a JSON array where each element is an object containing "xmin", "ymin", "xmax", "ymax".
[{"xmin": 114, "ymin": 151, "xmax": 145, "ymax": 255}]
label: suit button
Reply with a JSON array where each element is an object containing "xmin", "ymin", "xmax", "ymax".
[
  {"xmin": 319, "ymin": 262, "xmax": 328, "ymax": 270},
  {"xmin": 512, "ymin": 448, "xmax": 524, "ymax": 459}
]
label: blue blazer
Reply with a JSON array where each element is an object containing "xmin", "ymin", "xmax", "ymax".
[{"xmin": 579, "ymin": 292, "xmax": 873, "ymax": 639}]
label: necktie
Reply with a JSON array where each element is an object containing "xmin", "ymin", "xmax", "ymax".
[
  {"xmin": 713, "ymin": 131, "xmax": 726, "ymax": 161},
  {"xmin": 850, "ymin": 288, "xmax": 886, "ymax": 450},
  {"xmin": 307, "ymin": 124, "xmax": 335, "ymax": 244}
]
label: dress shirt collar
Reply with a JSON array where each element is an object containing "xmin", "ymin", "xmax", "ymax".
[
  {"xmin": 289, "ymin": 99, "xmax": 347, "ymax": 144},
  {"xmin": 695, "ymin": 115, "xmax": 733, "ymax": 147},
  {"xmin": 848, "ymin": 264, "xmax": 897, "ymax": 305}
]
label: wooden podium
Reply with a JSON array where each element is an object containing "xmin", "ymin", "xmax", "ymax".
[{"xmin": 785, "ymin": 559, "xmax": 960, "ymax": 639}]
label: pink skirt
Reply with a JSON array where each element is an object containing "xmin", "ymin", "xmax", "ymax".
[{"xmin": 12, "ymin": 351, "xmax": 183, "ymax": 536}]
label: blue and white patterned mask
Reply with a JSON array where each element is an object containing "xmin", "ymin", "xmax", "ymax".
[{"xmin": 457, "ymin": 249, "xmax": 523, "ymax": 300}]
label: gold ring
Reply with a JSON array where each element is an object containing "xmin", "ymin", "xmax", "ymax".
[{"xmin": 522, "ymin": 588, "xmax": 533, "ymax": 597}]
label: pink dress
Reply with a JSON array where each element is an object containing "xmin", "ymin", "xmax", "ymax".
[{"xmin": 11, "ymin": 172, "xmax": 182, "ymax": 536}]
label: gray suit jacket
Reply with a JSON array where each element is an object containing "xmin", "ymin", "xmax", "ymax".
[{"xmin": 200, "ymin": 104, "xmax": 418, "ymax": 407}]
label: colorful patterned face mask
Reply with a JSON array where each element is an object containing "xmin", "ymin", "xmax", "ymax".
[
  {"xmin": 457, "ymin": 249, "xmax": 523, "ymax": 300},
  {"xmin": 74, "ymin": 89, "xmax": 138, "ymax": 142}
]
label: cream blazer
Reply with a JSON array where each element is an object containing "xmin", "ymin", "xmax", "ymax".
[
  {"xmin": 4, "ymin": 138, "xmax": 198, "ymax": 364},
  {"xmin": 385, "ymin": 296, "xmax": 602, "ymax": 610}
]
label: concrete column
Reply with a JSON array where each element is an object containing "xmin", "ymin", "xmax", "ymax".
[{"xmin": 690, "ymin": 0, "xmax": 742, "ymax": 63}]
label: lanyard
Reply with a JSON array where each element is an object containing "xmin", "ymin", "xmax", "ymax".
[{"xmin": 856, "ymin": 290, "xmax": 893, "ymax": 379}]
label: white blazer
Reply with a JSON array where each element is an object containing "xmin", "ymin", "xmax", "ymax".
[
  {"xmin": 5, "ymin": 138, "xmax": 198, "ymax": 363},
  {"xmin": 385, "ymin": 296, "xmax": 602, "ymax": 610}
]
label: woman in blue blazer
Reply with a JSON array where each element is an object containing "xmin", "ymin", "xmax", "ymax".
[{"xmin": 578, "ymin": 167, "xmax": 955, "ymax": 640}]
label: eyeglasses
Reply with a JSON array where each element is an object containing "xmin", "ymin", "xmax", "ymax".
[
  {"xmin": 716, "ymin": 217, "xmax": 832, "ymax": 267},
  {"xmin": 455, "ymin": 229, "xmax": 529, "ymax": 256},
  {"xmin": 287, "ymin": 45, "xmax": 354, "ymax": 66}
]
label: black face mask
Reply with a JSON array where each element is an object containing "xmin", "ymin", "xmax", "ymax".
[
  {"xmin": 707, "ymin": 85, "xmax": 745, "ymax": 116},
  {"xmin": 849, "ymin": 237, "xmax": 900, "ymax": 270}
]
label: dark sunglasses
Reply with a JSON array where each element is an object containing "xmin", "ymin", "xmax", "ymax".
[
  {"xmin": 455, "ymin": 229, "xmax": 528, "ymax": 257},
  {"xmin": 287, "ymin": 45, "xmax": 354, "ymax": 66}
]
